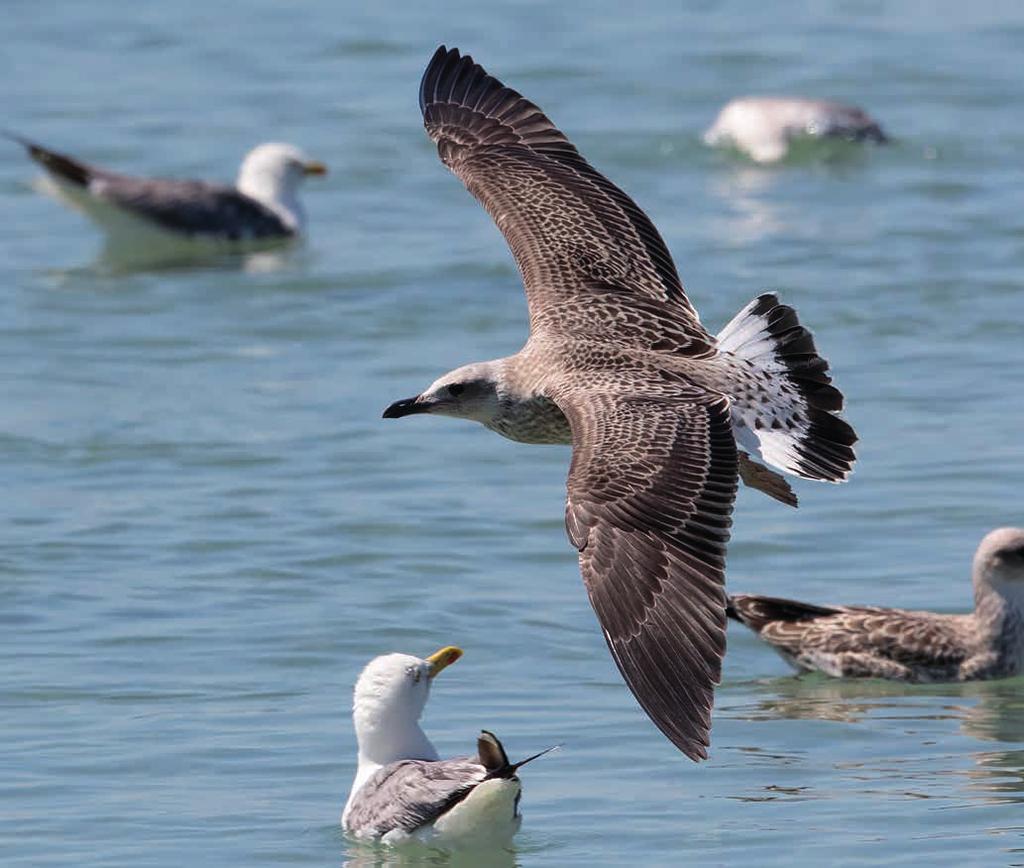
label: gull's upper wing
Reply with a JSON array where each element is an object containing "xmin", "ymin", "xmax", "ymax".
[
  {"xmin": 345, "ymin": 756, "xmax": 487, "ymax": 838},
  {"xmin": 419, "ymin": 46, "xmax": 712, "ymax": 352},
  {"xmin": 559, "ymin": 385, "xmax": 738, "ymax": 759}
]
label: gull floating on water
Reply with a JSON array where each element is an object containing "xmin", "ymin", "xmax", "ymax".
[
  {"xmin": 703, "ymin": 96, "xmax": 888, "ymax": 163},
  {"xmin": 728, "ymin": 528, "xmax": 1024, "ymax": 682},
  {"xmin": 8, "ymin": 134, "xmax": 326, "ymax": 252},
  {"xmin": 342, "ymin": 647, "xmax": 552, "ymax": 845},
  {"xmin": 383, "ymin": 46, "xmax": 857, "ymax": 760}
]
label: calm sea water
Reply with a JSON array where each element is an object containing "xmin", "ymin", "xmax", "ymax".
[{"xmin": 3, "ymin": 2, "xmax": 1024, "ymax": 865}]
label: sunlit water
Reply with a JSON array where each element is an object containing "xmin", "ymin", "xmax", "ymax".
[{"xmin": 3, "ymin": 2, "xmax": 1024, "ymax": 866}]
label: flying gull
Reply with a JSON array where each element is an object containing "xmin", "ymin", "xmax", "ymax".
[
  {"xmin": 342, "ymin": 647, "xmax": 553, "ymax": 845},
  {"xmin": 703, "ymin": 96, "xmax": 888, "ymax": 163},
  {"xmin": 728, "ymin": 527, "xmax": 1024, "ymax": 682},
  {"xmin": 383, "ymin": 46, "xmax": 857, "ymax": 759},
  {"xmin": 8, "ymin": 134, "xmax": 326, "ymax": 249}
]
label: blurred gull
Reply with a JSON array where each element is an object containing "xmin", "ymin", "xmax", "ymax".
[
  {"xmin": 342, "ymin": 647, "xmax": 553, "ymax": 846},
  {"xmin": 7, "ymin": 134, "xmax": 326, "ymax": 254},
  {"xmin": 703, "ymin": 96, "xmax": 888, "ymax": 163},
  {"xmin": 728, "ymin": 528, "xmax": 1024, "ymax": 681}
]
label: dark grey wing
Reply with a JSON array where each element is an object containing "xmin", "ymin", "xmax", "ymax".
[
  {"xmin": 813, "ymin": 102, "xmax": 888, "ymax": 144},
  {"xmin": 420, "ymin": 46, "xmax": 712, "ymax": 352},
  {"xmin": 559, "ymin": 387, "xmax": 738, "ymax": 760},
  {"xmin": 90, "ymin": 176, "xmax": 292, "ymax": 240},
  {"xmin": 345, "ymin": 757, "xmax": 487, "ymax": 837}
]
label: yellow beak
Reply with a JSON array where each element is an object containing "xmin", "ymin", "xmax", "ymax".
[
  {"xmin": 426, "ymin": 645, "xmax": 463, "ymax": 679},
  {"xmin": 303, "ymin": 160, "xmax": 328, "ymax": 176}
]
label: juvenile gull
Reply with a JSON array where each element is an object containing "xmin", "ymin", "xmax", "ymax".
[
  {"xmin": 342, "ymin": 647, "xmax": 552, "ymax": 845},
  {"xmin": 8, "ymin": 134, "xmax": 326, "ymax": 248},
  {"xmin": 728, "ymin": 528, "xmax": 1024, "ymax": 682},
  {"xmin": 383, "ymin": 46, "xmax": 857, "ymax": 759},
  {"xmin": 703, "ymin": 97, "xmax": 888, "ymax": 163}
]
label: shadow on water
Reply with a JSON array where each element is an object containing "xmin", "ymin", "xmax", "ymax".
[
  {"xmin": 342, "ymin": 839, "xmax": 520, "ymax": 868},
  {"xmin": 726, "ymin": 673, "xmax": 1024, "ymax": 805},
  {"xmin": 732, "ymin": 672, "xmax": 1024, "ymax": 737},
  {"xmin": 709, "ymin": 134, "xmax": 884, "ymax": 169},
  {"xmin": 34, "ymin": 247, "xmax": 304, "ymax": 293},
  {"xmin": 95, "ymin": 239, "xmax": 300, "ymax": 276}
]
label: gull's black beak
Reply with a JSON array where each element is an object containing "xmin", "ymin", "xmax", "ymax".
[{"xmin": 382, "ymin": 396, "xmax": 429, "ymax": 419}]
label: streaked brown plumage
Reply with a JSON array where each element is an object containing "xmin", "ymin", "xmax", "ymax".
[{"xmin": 729, "ymin": 528, "xmax": 1024, "ymax": 682}]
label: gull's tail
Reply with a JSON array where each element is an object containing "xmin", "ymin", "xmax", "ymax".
[
  {"xmin": 727, "ymin": 593, "xmax": 843, "ymax": 633},
  {"xmin": 716, "ymin": 293, "xmax": 856, "ymax": 483},
  {"xmin": 477, "ymin": 731, "xmax": 559, "ymax": 779},
  {"xmin": 4, "ymin": 131, "xmax": 93, "ymax": 188}
]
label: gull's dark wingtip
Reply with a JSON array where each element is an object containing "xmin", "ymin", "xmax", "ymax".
[
  {"xmin": 419, "ymin": 44, "xmax": 460, "ymax": 115},
  {"xmin": 8, "ymin": 135, "xmax": 93, "ymax": 187}
]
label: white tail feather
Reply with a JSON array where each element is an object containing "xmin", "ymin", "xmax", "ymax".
[{"xmin": 716, "ymin": 293, "xmax": 856, "ymax": 483}]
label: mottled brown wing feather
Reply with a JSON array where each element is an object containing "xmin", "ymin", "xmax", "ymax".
[
  {"xmin": 747, "ymin": 601, "xmax": 970, "ymax": 670},
  {"xmin": 419, "ymin": 46, "xmax": 710, "ymax": 350},
  {"xmin": 560, "ymin": 390, "xmax": 738, "ymax": 759},
  {"xmin": 803, "ymin": 609, "xmax": 968, "ymax": 668}
]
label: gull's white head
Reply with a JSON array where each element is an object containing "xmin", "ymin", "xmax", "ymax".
[
  {"xmin": 235, "ymin": 142, "xmax": 326, "ymax": 231},
  {"xmin": 352, "ymin": 646, "xmax": 463, "ymax": 768},
  {"xmin": 973, "ymin": 527, "xmax": 1024, "ymax": 604},
  {"xmin": 382, "ymin": 361, "xmax": 504, "ymax": 424}
]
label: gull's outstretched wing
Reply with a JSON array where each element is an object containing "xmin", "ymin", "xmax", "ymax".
[
  {"xmin": 559, "ymin": 386, "xmax": 739, "ymax": 759},
  {"xmin": 419, "ymin": 46, "xmax": 711, "ymax": 353}
]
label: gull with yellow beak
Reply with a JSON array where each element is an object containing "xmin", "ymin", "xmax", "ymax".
[
  {"xmin": 342, "ymin": 647, "xmax": 554, "ymax": 846},
  {"xmin": 7, "ymin": 133, "xmax": 326, "ymax": 252}
]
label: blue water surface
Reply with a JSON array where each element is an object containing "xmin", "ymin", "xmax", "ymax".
[{"xmin": 2, "ymin": 1, "xmax": 1024, "ymax": 865}]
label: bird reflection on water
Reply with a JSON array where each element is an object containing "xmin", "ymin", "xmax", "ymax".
[
  {"xmin": 720, "ymin": 674, "xmax": 1024, "ymax": 807},
  {"xmin": 342, "ymin": 838, "xmax": 519, "ymax": 868}
]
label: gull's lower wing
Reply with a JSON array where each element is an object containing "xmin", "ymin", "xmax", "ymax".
[{"xmin": 559, "ymin": 387, "xmax": 738, "ymax": 759}]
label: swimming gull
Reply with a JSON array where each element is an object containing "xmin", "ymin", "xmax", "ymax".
[
  {"xmin": 8, "ymin": 134, "xmax": 326, "ymax": 247},
  {"xmin": 703, "ymin": 96, "xmax": 888, "ymax": 163},
  {"xmin": 728, "ymin": 527, "xmax": 1024, "ymax": 681},
  {"xmin": 342, "ymin": 647, "xmax": 553, "ymax": 845},
  {"xmin": 383, "ymin": 46, "xmax": 857, "ymax": 759}
]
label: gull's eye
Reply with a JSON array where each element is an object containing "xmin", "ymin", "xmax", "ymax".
[
  {"xmin": 410, "ymin": 668, "xmax": 422, "ymax": 684},
  {"xmin": 448, "ymin": 384, "xmax": 465, "ymax": 398}
]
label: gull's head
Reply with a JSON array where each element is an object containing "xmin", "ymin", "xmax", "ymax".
[
  {"xmin": 382, "ymin": 361, "xmax": 503, "ymax": 424},
  {"xmin": 236, "ymin": 143, "xmax": 326, "ymax": 224},
  {"xmin": 352, "ymin": 646, "xmax": 462, "ymax": 761},
  {"xmin": 974, "ymin": 528, "xmax": 1024, "ymax": 600}
]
